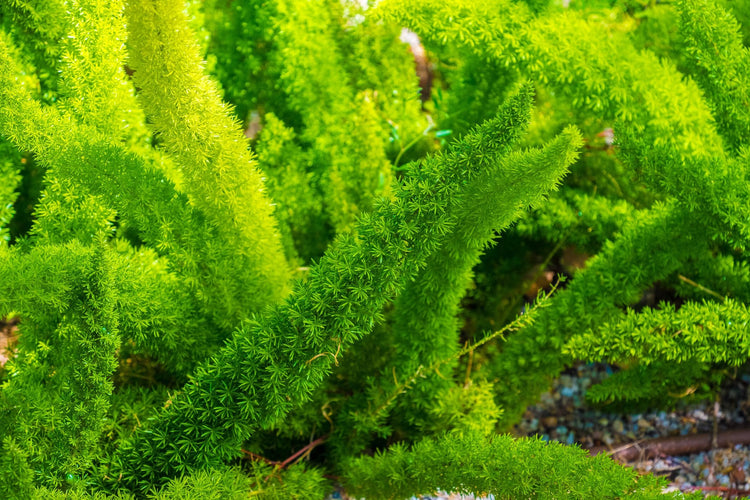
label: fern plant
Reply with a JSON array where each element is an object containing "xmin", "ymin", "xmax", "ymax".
[{"xmin": 0, "ymin": 0, "xmax": 746, "ymax": 498}]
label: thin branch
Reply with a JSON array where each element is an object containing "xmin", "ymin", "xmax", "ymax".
[
  {"xmin": 279, "ymin": 435, "xmax": 328, "ymax": 469},
  {"xmin": 241, "ymin": 450, "xmax": 280, "ymax": 466},
  {"xmin": 678, "ymin": 274, "xmax": 726, "ymax": 302}
]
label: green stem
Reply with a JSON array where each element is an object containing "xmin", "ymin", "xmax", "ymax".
[{"xmin": 394, "ymin": 123, "xmax": 434, "ymax": 170}]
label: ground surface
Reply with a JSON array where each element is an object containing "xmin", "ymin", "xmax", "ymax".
[{"xmin": 515, "ymin": 363, "xmax": 750, "ymax": 498}]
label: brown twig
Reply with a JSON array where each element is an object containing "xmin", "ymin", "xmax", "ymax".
[
  {"xmin": 242, "ymin": 435, "xmax": 329, "ymax": 483},
  {"xmin": 242, "ymin": 435, "xmax": 329, "ymax": 469},
  {"xmin": 587, "ymin": 428, "xmax": 750, "ymax": 462},
  {"xmin": 240, "ymin": 449, "xmax": 280, "ymax": 466},
  {"xmin": 278, "ymin": 435, "xmax": 328, "ymax": 469}
]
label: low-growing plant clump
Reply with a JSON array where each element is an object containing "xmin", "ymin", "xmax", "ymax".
[{"xmin": 0, "ymin": 0, "xmax": 749, "ymax": 498}]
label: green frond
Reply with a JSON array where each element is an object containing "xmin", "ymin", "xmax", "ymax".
[
  {"xmin": 343, "ymin": 430, "xmax": 691, "ymax": 499},
  {"xmin": 0, "ymin": 0, "xmax": 68, "ymax": 96},
  {"xmin": 59, "ymin": 0, "xmax": 147, "ymax": 145},
  {"xmin": 678, "ymin": 0, "xmax": 750, "ymax": 153},
  {"xmin": 0, "ymin": 138, "xmax": 22, "ymax": 245},
  {"xmin": 107, "ymin": 89, "xmax": 561, "ymax": 492},
  {"xmin": 0, "ymin": 242, "xmax": 120, "ymax": 486},
  {"xmin": 567, "ymin": 298, "xmax": 750, "ymax": 366},
  {"xmin": 255, "ymin": 113, "xmax": 327, "ymax": 262},
  {"xmin": 273, "ymin": 0, "xmax": 393, "ymax": 233},
  {"xmin": 1, "ymin": 0, "xmax": 749, "ymax": 496},
  {"xmin": 148, "ymin": 467, "xmax": 254, "ymax": 499},
  {"xmin": 490, "ymin": 202, "xmax": 708, "ymax": 428},
  {"xmin": 125, "ymin": 0, "xmax": 291, "ymax": 308},
  {"xmin": 585, "ymin": 362, "xmax": 713, "ymax": 410},
  {"xmin": 0, "ymin": 437, "xmax": 34, "ymax": 500},
  {"xmin": 372, "ymin": 124, "xmax": 581, "ymax": 439},
  {"xmin": 516, "ymin": 189, "xmax": 636, "ymax": 252}
]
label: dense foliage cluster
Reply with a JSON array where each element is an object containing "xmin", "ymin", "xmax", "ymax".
[{"xmin": 0, "ymin": 0, "xmax": 747, "ymax": 498}]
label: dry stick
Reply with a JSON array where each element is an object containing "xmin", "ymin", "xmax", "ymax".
[
  {"xmin": 279, "ymin": 435, "xmax": 328, "ymax": 469},
  {"xmin": 241, "ymin": 434, "xmax": 329, "ymax": 470},
  {"xmin": 587, "ymin": 428, "xmax": 750, "ymax": 462},
  {"xmin": 243, "ymin": 435, "xmax": 330, "ymax": 485}
]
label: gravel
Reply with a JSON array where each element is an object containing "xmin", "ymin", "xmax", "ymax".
[
  {"xmin": 332, "ymin": 363, "xmax": 750, "ymax": 498},
  {"xmin": 513, "ymin": 363, "xmax": 750, "ymax": 497}
]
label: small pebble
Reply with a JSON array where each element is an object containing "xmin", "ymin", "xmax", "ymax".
[
  {"xmin": 542, "ymin": 416, "xmax": 558, "ymax": 428},
  {"xmin": 560, "ymin": 386, "xmax": 576, "ymax": 398},
  {"xmin": 566, "ymin": 432, "xmax": 575, "ymax": 445},
  {"xmin": 560, "ymin": 375, "xmax": 575, "ymax": 389},
  {"xmin": 612, "ymin": 419, "xmax": 624, "ymax": 433}
]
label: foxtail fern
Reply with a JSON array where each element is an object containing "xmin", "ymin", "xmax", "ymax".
[{"xmin": 0, "ymin": 0, "xmax": 748, "ymax": 497}]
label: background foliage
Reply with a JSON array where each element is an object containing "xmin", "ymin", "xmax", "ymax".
[{"xmin": 0, "ymin": 0, "xmax": 747, "ymax": 498}]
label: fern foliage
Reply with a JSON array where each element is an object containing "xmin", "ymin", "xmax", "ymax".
[{"xmin": 0, "ymin": 0, "xmax": 748, "ymax": 498}]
